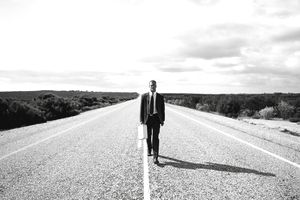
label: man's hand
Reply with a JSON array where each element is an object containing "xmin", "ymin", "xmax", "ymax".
[{"xmin": 161, "ymin": 122, "xmax": 164, "ymax": 126}]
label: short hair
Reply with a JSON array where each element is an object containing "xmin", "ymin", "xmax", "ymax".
[{"xmin": 149, "ymin": 80, "xmax": 156, "ymax": 85}]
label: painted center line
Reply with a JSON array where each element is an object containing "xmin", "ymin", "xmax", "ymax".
[
  {"xmin": 167, "ymin": 106, "xmax": 300, "ymax": 170},
  {"xmin": 143, "ymin": 139, "xmax": 151, "ymax": 200}
]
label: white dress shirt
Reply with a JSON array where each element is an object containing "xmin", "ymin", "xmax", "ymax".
[{"xmin": 149, "ymin": 92, "xmax": 157, "ymax": 115}]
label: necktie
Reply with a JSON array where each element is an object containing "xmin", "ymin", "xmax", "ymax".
[{"xmin": 150, "ymin": 94, "xmax": 154, "ymax": 115}]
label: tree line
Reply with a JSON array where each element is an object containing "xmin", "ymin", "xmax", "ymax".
[
  {"xmin": 0, "ymin": 92, "xmax": 138, "ymax": 130},
  {"xmin": 163, "ymin": 93, "xmax": 300, "ymax": 122}
]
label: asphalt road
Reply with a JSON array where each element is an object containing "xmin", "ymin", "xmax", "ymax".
[{"xmin": 0, "ymin": 99, "xmax": 299, "ymax": 199}]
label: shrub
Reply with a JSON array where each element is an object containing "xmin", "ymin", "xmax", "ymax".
[
  {"xmin": 37, "ymin": 94, "xmax": 79, "ymax": 120},
  {"xmin": 167, "ymin": 100, "xmax": 174, "ymax": 104},
  {"xmin": 244, "ymin": 96, "xmax": 276, "ymax": 113},
  {"xmin": 38, "ymin": 93, "xmax": 59, "ymax": 100},
  {"xmin": 196, "ymin": 103, "xmax": 210, "ymax": 112},
  {"xmin": 107, "ymin": 97, "xmax": 118, "ymax": 104},
  {"xmin": 25, "ymin": 105, "xmax": 46, "ymax": 124},
  {"xmin": 202, "ymin": 97, "xmax": 218, "ymax": 111},
  {"xmin": 78, "ymin": 95, "xmax": 98, "ymax": 107},
  {"xmin": 289, "ymin": 117, "xmax": 300, "ymax": 123},
  {"xmin": 185, "ymin": 96, "xmax": 199, "ymax": 108},
  {"xmin": 291, "ymin": 98, "xmax": 300, "ymax": 108},
  {"xmin": 244, "ymin": 96, "xmax": 264, "ymax": 111},
  {"xmin": 277, "ymin": 101, "xmax": 295, "ymax": 120},
  {"xmin": 81, "ymin": 106, "xmax": 94, "ymax": 112},
  {"xmin": 216, "ymin": 98, "xmax": 228, "ymax": 114},
  {"xmin": 293, "ymin": 107, "xmax": 300, "ymax": 118},
  {"xmin": 239, "ymin": 109, "xmax": 252, "ymax": 117},
  {"xmin": 0, "ymin": 98, "xmax": 46, "ymax": 129},
  {"xmin": 0, "ymin": 98, "xmax": 10, "ymax": 129},
  {"xmin": 0, "ymin": 98, "xmax": 9, "ymax": 114},
  {"xmin": 81, "ymin": 105, "xmax": 104, "ymax": 112},
  {"xmin": 252, "ymin": 111, "xmax": 260, "ymax": 119},
  {"xmin": 174, "ymin": 99, "xmax": 185, "ymax": 106},
  {"xmin": 216, "ymin": 97, "xmax": 241, "ymax": 117},
  {"xmin": 259, "ymin": 107, "xmax": 274, "ymax": 120}
]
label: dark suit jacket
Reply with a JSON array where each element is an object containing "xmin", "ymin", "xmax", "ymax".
[{"xmin": 140, "ymin": 92, "xmax": 165, "ymax": 124}]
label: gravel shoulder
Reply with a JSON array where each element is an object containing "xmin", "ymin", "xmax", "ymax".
[
  {"xmin": 241, "ymin": 118, "xmax": 300, "ymax": 136},
  {"xmin": 167, "ymin": 104, "xmax": 300, "ymax": 152}
]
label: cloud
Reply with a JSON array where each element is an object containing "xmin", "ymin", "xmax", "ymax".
[
  {"xmin": 140, "ymin": 55, "xmax": 185, "ymax": 64},
  {"xmin": 208, "ymin": 23, "xmax": 255, "ymax": 34},
  {"xmin": 231, "ymin": 65, "xmax": 300, "ymax": 78},
  {"xmin": 142, "ymin": 23, "xmax": 251, "ymax": 65},
  {"xmin": 141, "ymin": 55, "xmax": 204, "ymax": 73},
  {"xmin": 0, "ymin": 69, "xmax": 154, "ymax": 92},
  {"xmin": 0, "ymin": 0, "xmax": 36, "ymax": 17},
  {"xmin": 206, "ymin": 63, "xmax": 300, "ymax": 93},
  {"xmin": 174, "ymin": 24, "xmax": 252, "ymax": 60},
  {"xmin": 178, "ymin": 23, "xmax": 254, "ymax": 42},
  {"xmin": 188, "ymin": 0, "xmax": 219, "ymax": 6},
  {"xmin": 254, "ymin": 0, "xmax": 300, "ymax": 18},
  {"xmin": 0, "ymin": 0, "xmax": 34, "ymax": 8},
  {"xmin": 273, "ymin": 28, "xmax": 300, "ymax": 42},
  {"xmin": 178, "ymin": 37, "xmax": 246, "ymax": 59},
  {"xmin": 156, "ymin": 65, "xmax": 202, "ymax": 72},
  {"xmin": 236, "ymin": 73, "xmax": 300, "ymax": 93},
  {"xmin": 213, "ymin": 63, "xmax": 237, "ymax": 68},
  {"xmin": 0, "ymin": 70, "xmax": 124, "ymax": 91}
]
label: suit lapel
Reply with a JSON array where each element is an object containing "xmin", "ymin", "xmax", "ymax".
[
  {"xmin": 146, "ymin": 93, "xmax": 150, "ymax": 113},
  {"xmin": 155, "ymin": 93, "xmax": 158, "ymax": 110},
  {"xmin": 157, "ymin": 93, "xmax": 160, "ymax": 111},
  {"xmin": 146, "ymin": 93, "xmax": 149, "ymax": 104}
]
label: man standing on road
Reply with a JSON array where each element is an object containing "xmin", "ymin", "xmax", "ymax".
[{"xmin": 140, "ymin": 80, "xmax": 165, "ymax": 164}]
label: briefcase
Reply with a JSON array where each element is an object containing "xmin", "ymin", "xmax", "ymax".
[{"xmin": 138, "ymin": 124, "xmax": 147, "ymax": 140}]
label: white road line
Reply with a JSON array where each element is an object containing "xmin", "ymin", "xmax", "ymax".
[
  {"xmin": 0, "ymin": 103, "xmax": 129, "ymax": 162},
  {"xmin": 167, "ymin": 107, "xmax": 300, "ymax": 170},
  {"xmin": 143, "ymin": 139, "xmax": 151, "ymax": 200}
]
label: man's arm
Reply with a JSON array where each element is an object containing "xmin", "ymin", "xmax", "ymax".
[
  {"xmin": 161, "ymin": 95, "xmax": 165, "ymax": 125},
  {"xmin": 140, "ymin": 95, "xmax": 144, "ymax": 124}
]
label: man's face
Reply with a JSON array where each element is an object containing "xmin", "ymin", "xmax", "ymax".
[{"xmin": 149, "ymin": 81, "xmax": 157, "ymax": 93}]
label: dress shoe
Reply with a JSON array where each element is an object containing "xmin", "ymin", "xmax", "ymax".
[
  {"xmin": 153, "ymin": 157, "xmax": 159, "ymax": 164},
  {"xmin": 148, "ymin": 153, "xmax": 152, "ymax": 156}
]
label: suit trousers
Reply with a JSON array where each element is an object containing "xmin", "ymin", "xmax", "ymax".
[{"xmin": 146, "ymin": 114, "xmax": 160, "ymax": 157}]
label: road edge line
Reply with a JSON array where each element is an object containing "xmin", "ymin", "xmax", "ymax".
[
  {"xmin": 168, "ymin": 107, "xmax": 300, "ymax": 170},
  {"xmin": 0, "ymin": 102, "xmax": 129, "ymax": 162}
]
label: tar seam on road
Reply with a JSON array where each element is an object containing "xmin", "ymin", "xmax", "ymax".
[
  {"xmin": 167, "ymin": 106, "xmax": 300, "ymax": 170},
  {"xmin": 143, "ymin": 139, "xmax": 151, "ymax": 200},
  {"xmin": 0, "ymin": 102, "xmax": 131, "ymax": 162}
]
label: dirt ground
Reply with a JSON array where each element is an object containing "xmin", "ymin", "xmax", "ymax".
[{"xmin": 240, "ymin": 118, "xmax": 300, "ymax": 137}]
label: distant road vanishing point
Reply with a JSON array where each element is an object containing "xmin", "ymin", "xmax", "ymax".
[{"xmin": 0, "ymin": 99, "xmax": 299, "ymax": 199}]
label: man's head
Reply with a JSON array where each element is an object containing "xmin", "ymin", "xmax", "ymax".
[{"xmin": 149, "ymin": 80, "xmax": 157, "ymax": 93}]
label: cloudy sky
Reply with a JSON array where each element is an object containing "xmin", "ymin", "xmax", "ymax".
[{"xmin": 0, "ymin": 0, "xmax": 300, "ymax": 93}]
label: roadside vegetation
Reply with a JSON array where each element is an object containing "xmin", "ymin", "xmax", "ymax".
[
  {"xmin": 164, "ymin": 93, "xmax": 300, "ymax": 123},
  {"xmin": 0, "ymin": 91, "xmax": 138, "ymax": 130}
]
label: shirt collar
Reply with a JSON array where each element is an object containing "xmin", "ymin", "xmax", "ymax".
[{"xmin": 149, "ymin": 91, "xmax": 156, "ymax": 96}]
